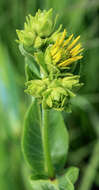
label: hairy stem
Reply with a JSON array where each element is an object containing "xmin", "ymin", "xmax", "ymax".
[{"xmin": 42, "ymin": 109, "xmax": 55, "ymax": 178}]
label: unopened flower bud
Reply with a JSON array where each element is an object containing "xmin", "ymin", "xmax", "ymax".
[
  {"xmin": 16, "ymin": 29, "xmax": 36, "ymax": 47},
  {"xmin": 25, "ymin": 75, "xmax": 82, "ymax": 112},
  {"xmin": 43, "ymin": 87, "xmax": 67, "ymax": 110},
  {"xmin": 25, "ymin": 79, "xmax": 47, "ymax": 98},
  {"xmin": 34, "ymin": 9, "xmax": 57, "ymax": 38}
]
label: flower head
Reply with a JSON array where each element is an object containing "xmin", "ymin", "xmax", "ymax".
[
  {"xmin": 25, "ymin": 75, "xmax": 82, "ymax": 112},
  {"xmin": 50, "ymin": 29, "xmax": 83, "ymax": 68}
]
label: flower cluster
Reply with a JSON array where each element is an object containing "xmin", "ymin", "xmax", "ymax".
[
  {"xmin": 17, "ymin": 9, "xmax": 83, "ymax": 112},
  {"xmin": 25, "ymin": 75, "xmax": 82, "ymax": 111},
  {"xmin": 16, "ymin": 9, "xmax": 57, "ymax": 49}
]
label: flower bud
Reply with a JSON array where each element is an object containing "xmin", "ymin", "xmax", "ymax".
[
  {"xmin": 34, "ymin": 9, "xmax": 57, "ymax": 38},
  {"xmin": 43, "ymin": 87, "xmax": 67, "ymax": 111},
  {"xmin": 25, "ymin": 78, "xmax": 50, "ymax": 101},
  {"xmin": 16, "ymin": 9, "xmax": 58, "ymax": 49},
  {"xmin": 16, "ymin": 29, "xmax": 36, "ymax": 47},
  {"xmin": 34, "ymin": 36, "xmax": 47, "ymax": 48},
  {"xmin": 49, "ymin": 25, "xmax": 62, "ymax": 42},
  {"xmin": 25, "ymin": 75, "xmax": 82, "ymax": 112},
  {"xmin": 25, "ymin": 79, "xmax": 47, "ymax": 98},
  {"xmin": 42, "ymin": 77, "xmax": 79, "ymax": 111}
]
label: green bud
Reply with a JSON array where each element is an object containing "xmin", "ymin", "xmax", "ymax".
[
  {"xmin": 33, "ymin": 9, "xmax": 57, "ymax": 38},
  {"xmin": 49, "ymin": 25, "xmax": 62, "ymax": 43},
  {"xmin": 25, "ymin": 79, "xmax": 48, "ymax": 98},
  {"xmin": 34, "ymin": 36, "xmax": 47, "ymax": 49},
  {"xmin": 16, "ymin": 30, "xmax": 36, "ymax": 47},
  {"xmin": 16, "ymin": 9, "xmax": 58, "ymax": 50},
  {"xmin": 25, "ymin": 75, "xmax": 82, "ymax": 112},
  {"xmin": 43, "ymin": 87, "xmax": 67, "ymax": 111},
  {"xmin": 62, "ymin": 75, "xmax": 81, "ymax": 89},
  {"xmin": 42, "ymin": 77, "xmax": 77, "ymax": 111}
]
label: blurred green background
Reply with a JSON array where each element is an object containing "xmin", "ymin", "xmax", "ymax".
[{"xmin": 0, "ymin": 0, "xmax": 99, "ymax": 190}]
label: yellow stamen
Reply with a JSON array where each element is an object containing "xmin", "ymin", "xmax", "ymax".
[{"xmin": 67, "ymin": 35, "xmax": 80, "ymax": 50}]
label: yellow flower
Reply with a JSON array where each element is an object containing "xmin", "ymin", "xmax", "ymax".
[{"xmin": 50, "ymin": 29, "xmax": 84, "ymax": 68}]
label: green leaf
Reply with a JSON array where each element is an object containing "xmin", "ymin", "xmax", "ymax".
[
  {"xmin": 25, "ymin": 56, "xmax": 41, "ymax": 81},
  {"xmin": 58, "ymin": 167, "xmax": 79, "ymax": 190},
  {"xmin": 58, "ymin": 176, "xmax": 74, "ymax": 190},
  {"xmin": 65, "ymin": 167, "xmax": 79, "ymax": 184},
  {"xmin": 34, "ymin": 51, "xmax": 48, "ymax": 76},
  {"xmin": 47, "ymin": 110, "xmax": 69, "ymax": 173},
  {"xmin": 30, "ymin": 167, "xmax": 78, "ymax": 190},
  {"xmin": 19, "ymin": 44, "xmax": 41, "ymax": 81},
  {"xmin": 22, "ymin": 99, "xmax": 69, "ymax": 177},
  {"xmin": 22, "ymin": 99, "xmax": 45, "ymax": 176},
  {"xmin": 30, "ymin": 178, "xmax": 59, "ymax": 190}
]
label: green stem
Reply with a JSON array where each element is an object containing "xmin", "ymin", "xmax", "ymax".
[{"xmin": 42, "ymin": 109, "xmax": 55, "ymax": 178}]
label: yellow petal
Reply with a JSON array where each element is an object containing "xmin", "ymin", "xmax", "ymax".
[
  {"xmin": 58, "ymin": 55, "xmax": 83, "ymax": 67},
  {"xmin": 63, "ymin": 34, "xmax": 73, "ymax": 47},
  {"xmin": 51, "ymin": 37, "xmax": 59, "ymax": 49},
  {"xmin": 53, "ymin": 49, "xmax": 62, "ymax": 59},
  {"xmin": 70, "ymin": 43, "xmax": 82, "ymax": 54},
  {"xmin": 72, "ymin": 48, "xmax": 84, "ymax": 57},
  {"xmin": 67, "ymin": 35, "xmax": 80, "ymax": 50},
  {"xmin": 51, "ymin": 46, "xmax": 59, "ymax": 56},
  {"xmin": 58, "ymin": 29, "xmax": 67, "ymax": 46},
  {"xmin": 54, "ymin": 54, "xmax": 61, "ymax": 63}
]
